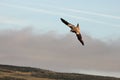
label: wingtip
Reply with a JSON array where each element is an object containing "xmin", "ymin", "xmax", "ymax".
[
  {"xmin": 60, "ymin": 18, "xmax": 63, "ymax": 20},
  {"xmin": 79, "ymin": 40, "xmax": 84, "ymax": 46},
  {"xmin": 82, "ymin": 43, "xmax": 84, "ymax": 46},
  {"xmin": 81, "ymin": 40, "xmax": 84, "ymax": 46}
]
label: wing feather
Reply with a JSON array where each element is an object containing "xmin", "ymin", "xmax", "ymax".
[
  {"xmin": 76, "ymin": 34, "xmax": 84, "ymax": 45},
  {"xmin": 60, "ymin": 18, "xmax": 74, "ymax": 29}
]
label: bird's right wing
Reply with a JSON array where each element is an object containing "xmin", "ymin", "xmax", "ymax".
[
  {"xmin": 76, "ymin": 34, "xmax": 84, "ymax": 46},
  {"xmin": 60, "ymin": 18, "xmax": 74, "ymax": 29}
]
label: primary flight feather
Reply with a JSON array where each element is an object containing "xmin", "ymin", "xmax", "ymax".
[{"xmin": 60, "ymin": 18, "xmax": 84, "ymax": 46}]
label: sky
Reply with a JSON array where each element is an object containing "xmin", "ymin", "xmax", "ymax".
[{"xmin": 0, "ymin": 0, "xmax": 120, "ymax": 78}]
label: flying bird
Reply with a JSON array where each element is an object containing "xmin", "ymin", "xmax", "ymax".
[{"xmin": 60, "ymin": 18, "xmax": 84, "ymax": 45}]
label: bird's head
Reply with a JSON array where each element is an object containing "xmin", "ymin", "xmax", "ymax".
[{"xmin": 76, "ymin": 23, "xmax": 79, "ymax": 27}]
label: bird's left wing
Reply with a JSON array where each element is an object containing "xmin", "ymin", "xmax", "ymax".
[{"xmin": 60, "ymin": 18, "xmax": 74, "ymax": 29}]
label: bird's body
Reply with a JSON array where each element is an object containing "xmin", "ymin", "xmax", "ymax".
[
  {"xmin": 70, "ymin": 26, "xmax": 80, "ymax": 34},
  {"xmin": 60, "ymin": 18, "xmax": 84, "ymax": 45}
]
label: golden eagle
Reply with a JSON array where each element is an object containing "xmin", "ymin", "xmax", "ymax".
[{"xmin": 60, "ymin": 18, "xmax": 84, "ymax": 45}]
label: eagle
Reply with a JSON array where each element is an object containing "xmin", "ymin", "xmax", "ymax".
[{"xmin": 60, "ymin": 18, "xmax": 84, "ymax": 46}]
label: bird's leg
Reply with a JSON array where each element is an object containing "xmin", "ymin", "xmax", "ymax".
[{"xmin": 70, "ymin": 30, "xmax": 76, "ymax": 33}]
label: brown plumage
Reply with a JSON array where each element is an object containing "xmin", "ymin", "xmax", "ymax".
[{"xmin": 60, "ymin": 18, "xmax": 84, "ymax": 46}]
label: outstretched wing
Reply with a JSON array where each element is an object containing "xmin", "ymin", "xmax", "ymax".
[
  {"xmin": 76, "ymin": 34, "xmax": 84, "ymax": 45},
  {"xmin": 60, "ymin": 18, "xmax": 74, "ymax": 29}
]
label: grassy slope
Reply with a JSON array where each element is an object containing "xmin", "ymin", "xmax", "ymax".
[
  {"xmin": 0, "ymin": 69, "xmax": 55, "ymax": 80},
  {"xmin": 0, "ymin": 64, "xmax": 120, "ymax": 80}
]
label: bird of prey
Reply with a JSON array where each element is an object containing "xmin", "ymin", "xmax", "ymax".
[{"xmin": 60, "ymin": 18, "xmax": 84, "ymax": 45}]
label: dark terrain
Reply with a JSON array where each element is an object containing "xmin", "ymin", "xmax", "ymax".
[{"xmin": 0, "ymin": 64, "xmax": 120, "ymax": 80}]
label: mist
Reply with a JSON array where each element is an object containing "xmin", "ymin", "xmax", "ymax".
[{"xmin": 0, "ymin": 28, "xmax": 120, "ymax": 77}]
